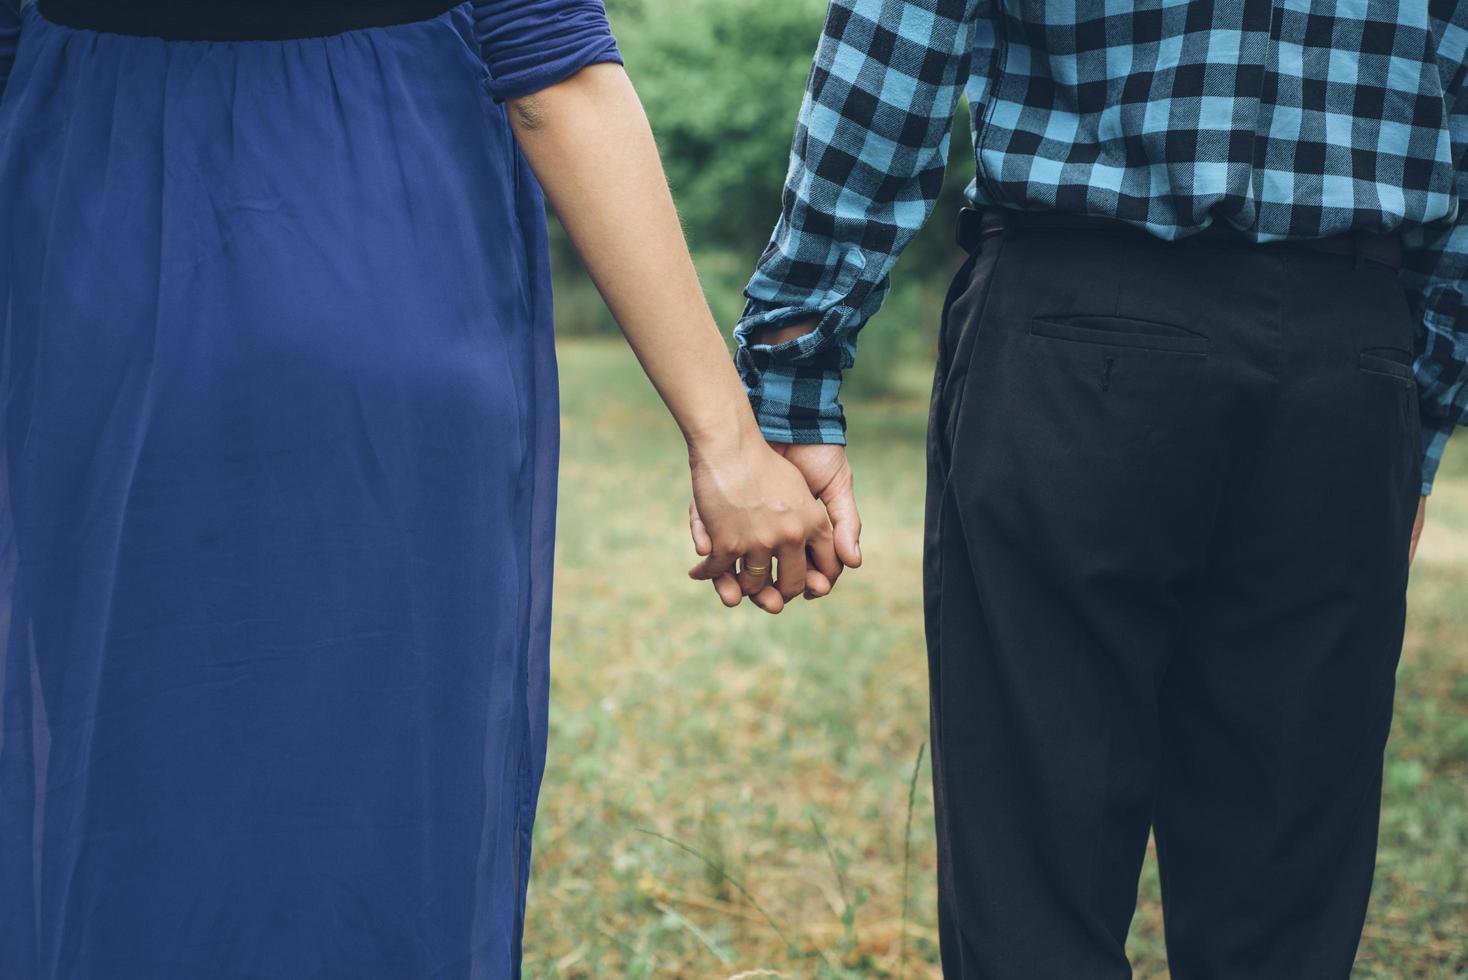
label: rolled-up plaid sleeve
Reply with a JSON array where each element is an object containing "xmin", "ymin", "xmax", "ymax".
[
  {"xmin": 475, "ymin": 0, "xmax": 623, "ymax": 102},
  {"xmin": 1402, "ymin": 220, "xmax": 1468, "ymax": 495},
  {"xmin": 1401, "ymin": 1, "xmax": 1468, "ymax": 494},
  {"xmin": 735, "ymin": 0, "xmax": 984, "ymax": 444}
]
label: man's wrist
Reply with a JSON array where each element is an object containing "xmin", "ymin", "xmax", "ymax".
[{"xmin": 750, "ymin": 319, "xmax": 819, "ymax": 348}]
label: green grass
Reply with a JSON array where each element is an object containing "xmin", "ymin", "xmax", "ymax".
[{"xmin": 523, "ymin": 339, "xmax": 1468, "ymax": 979}]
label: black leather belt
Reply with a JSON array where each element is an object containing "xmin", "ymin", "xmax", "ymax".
[
  {"xmin": 957, "ymin": 206, "xmax": 1405, "ymax": 270},
  {"xmin": 37, "ymin": 0, "xmax": 461, "ymax": 41}
]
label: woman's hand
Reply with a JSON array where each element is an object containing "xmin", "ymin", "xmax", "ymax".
[{"xmin": 686, "ymin": 433, "xmax": 839, "ymax": 614}]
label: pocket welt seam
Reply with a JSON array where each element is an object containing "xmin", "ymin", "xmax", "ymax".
[
  {"xmin": 1359, "ymin": 352, "xmax": 1415, "ymax": 383},
  {"xmin": 1028, "ymin": 318, "xmax": 1210, "ymax": 356}
]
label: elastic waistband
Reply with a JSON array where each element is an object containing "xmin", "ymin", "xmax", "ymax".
[
  {"xmin": 958, "ymin": 206, "xmax": 1404, "ymax": 270},
  {"xmin": 35, "ymin": 0, "xmax": 462, "ymax": 41}
]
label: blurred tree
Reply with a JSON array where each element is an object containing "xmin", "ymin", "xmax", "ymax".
[
  {"xmin": 611, "ymin": 0, "xmax": 828, "ymax": 256},
  {"xmin": 558, "ymin": 0, "xmax": 979, "ymax": 403}
]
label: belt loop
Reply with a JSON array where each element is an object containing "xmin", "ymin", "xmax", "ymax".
[
  {"xmin": 957, "ymin": 206, "xmax": 1010, "ymax": 253},
  {"xmin": 956, "ymin": 207, "xmax": 982, "ymax": 252},
  {"xmin": 1353, "ymin": 232, "xmax": 1366, "ymax": 270}
]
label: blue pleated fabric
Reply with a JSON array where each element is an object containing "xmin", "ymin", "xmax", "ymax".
[
  {"xmin": 475, "ymin": 0, "xmax": 622, "ymax": 101},
  {"xmin": 0, "ymin": 2, "xmax": 612, "ymax": 976}
]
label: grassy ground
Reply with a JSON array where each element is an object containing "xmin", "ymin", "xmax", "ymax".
[{"xmin": 522, "ymin": 339, "xmax": 1468, "ymax": 979}]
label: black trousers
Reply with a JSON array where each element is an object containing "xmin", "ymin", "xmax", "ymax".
[{"xmin": 924, "ymin": 213, "xmax": 1422, "ymax": 979}]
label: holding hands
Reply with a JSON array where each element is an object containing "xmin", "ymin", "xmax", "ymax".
[
  {"xmin": 505, "ymin": 67, "xmax": 860, "ymax": 613},
  {"xmin": 688, "ymin": 440, "xmax": 862, "ymax": 614}
]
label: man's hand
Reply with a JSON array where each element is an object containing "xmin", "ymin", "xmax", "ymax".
[
  {"xmin": 772, "ymin": 443, "xmax": 862, "ymax": 602},
  {"xmin": 1410, "ymin": 495, "xmax": 1427, "ymax": 565}
]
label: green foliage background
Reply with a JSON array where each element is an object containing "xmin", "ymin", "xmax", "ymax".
[
  {"xmin": 552, "ymin": 0, "xmax": 975, "ymax": 398},
  {"xmin": 524, "ymin": 3, "xmax": 1468, "ymax": 975}
]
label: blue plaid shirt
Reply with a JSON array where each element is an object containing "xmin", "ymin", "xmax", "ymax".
[{"xmin": 736, "ymin": 0, "xmax": 1468, "ymax": 494}]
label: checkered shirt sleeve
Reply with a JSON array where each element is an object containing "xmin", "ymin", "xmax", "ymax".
[
  {"xmin": 1402, "ymin": 1, "xmax": 1468, "ymax": 493},
  {"xmin": 737, "ymin": 0, "xmax": 1468, "ymax": 491},
  {"xmin": 733, "ymin": 0, "xmax": 982, "ymax": 445}
]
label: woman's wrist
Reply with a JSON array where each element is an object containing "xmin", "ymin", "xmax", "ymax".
[{"xmin": 683, "ymin": 404, "xmax": 765, "ymax": 462}]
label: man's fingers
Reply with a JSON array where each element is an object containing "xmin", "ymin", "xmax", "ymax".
[
  {"xmin": 1409, "ymin": 495, "xmax": 1427, "ymax": 565},
  {"xmin": 689, "ymin": 501, "xmax": 712, "ymax": 557},
  {"xmin": 713, "ymin": 572, "xmax": 743, "ymax": 607},
  {"xmin": 804, "ymin": 568, "xmax": 833, "ymax": 599},
  {"xmin": 825, "ymin": 486, "xmax": 863, "ymax": 568},
  {"xmin": 751, "ymin": 583, "xmax": 786, "ymax": 614},
  {"xmin": 807, "ymin": 530, "xmax": 841, "ymax": 586},
  {"xmin": 774, "ymin": 542, "xmax": 808, "ymax": 601}
]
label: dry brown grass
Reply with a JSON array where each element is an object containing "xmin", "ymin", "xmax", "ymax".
[{"xmin": 524, "ymin": 340, "xmax": 1467, "ymax": 978}]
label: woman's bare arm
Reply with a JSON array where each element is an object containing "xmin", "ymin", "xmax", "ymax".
[{"xmin": 508, "ymin": 64, "xmax": 840, "ymax": 611}]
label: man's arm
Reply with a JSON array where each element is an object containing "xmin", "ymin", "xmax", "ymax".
[
  {"xmin": 1401, "ymin": 202, "xmax": 1468, "ymax": 497},
  {"xmin": 1400, "ymin": 3, "xmax": 1468, "ymax": 501},
  {"xmin": 1402, "ymin": 197, "xmax": 1468, "ymax": 497},
  {"xmin": 735, "ymin": 0, "xmax": 987, "ymax": 445}
]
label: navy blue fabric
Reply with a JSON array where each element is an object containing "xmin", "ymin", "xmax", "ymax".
[
  {"xmin": 0, "ymin": 0, "xmax": 19, "ymax": 96},
  {"xmin": 0, "ymin": 1, "xmax": 612, "ymax": 974},
  {"xmin": 475, "ymin": 0, "xmax": 622, "ymax": 101}
]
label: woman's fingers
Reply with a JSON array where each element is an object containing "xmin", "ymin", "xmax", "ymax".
[
  {"xmin": 737, "ymin": 552, "xmax": 774, "ymax": 596},
  {"xmin": 688, "ymin": 549, "xmax": 737, "ymax": 581},
  {"xmin": 773, "ymin": 539, "xmax": 809, "ymax": 602},
  {"xmin": 702, "ymin": 507, "xmax": 836, "ymax": 609}
]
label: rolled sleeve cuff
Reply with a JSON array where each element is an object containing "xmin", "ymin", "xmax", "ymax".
[
  {"xmin": 477, "ymin": 1, "xmax": 624, "ymax": 102},
  {"xmin": 486, "ymin": 43, "xmax": 622, "ymax": 102},
  {"xmin": 1420, "ymin": 415, "xmax": 1455, "ymax": 495},
  {"xmin": 745, "ymin": 364, "xmax": 847, "ymax": 445},
  {"xmin": 734, "ymin": 298, "xmax": 853, "ymax": 445}
]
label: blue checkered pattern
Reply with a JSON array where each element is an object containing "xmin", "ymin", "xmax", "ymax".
[{"xmin": 737, "ymin": 0, "xmax": 1468, "ymax": 493}]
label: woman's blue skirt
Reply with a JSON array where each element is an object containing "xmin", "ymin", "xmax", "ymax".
[{"xmin": 0, "ymin": 4, "xmax": 559, "ymax": 976}]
